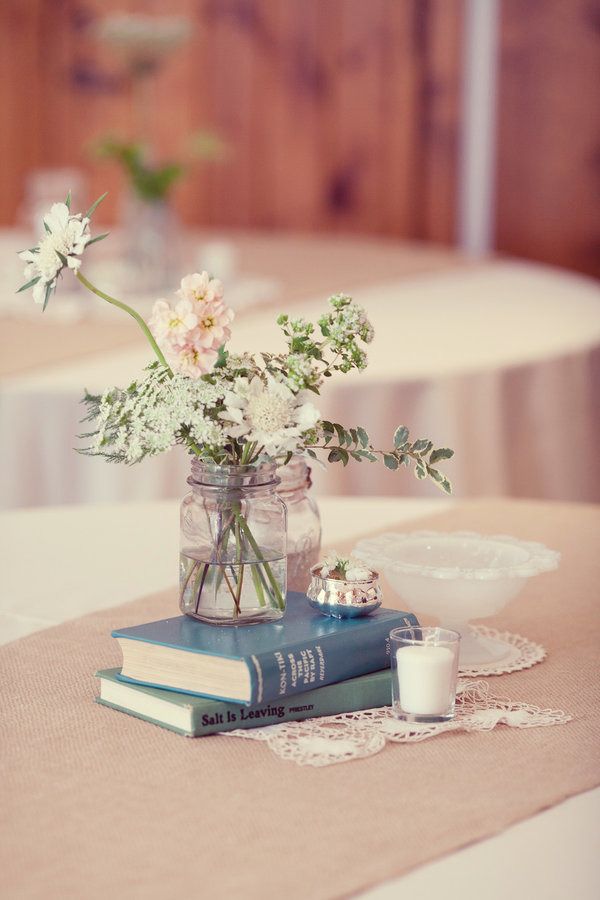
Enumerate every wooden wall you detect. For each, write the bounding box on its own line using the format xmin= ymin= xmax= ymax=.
xmin=0 ymin=0 xmax=462 ymax=242
xmin=1 ymin=1 xmax=599 ymax=276
xmin=495 ymin=0 xmax=600 ymax=277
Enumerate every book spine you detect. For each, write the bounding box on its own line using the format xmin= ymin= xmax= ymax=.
xmin=189 ymin=670 xmax=392 ymax=736
xmin=97 ymin=671 xmax=392 ymax=737
xmin=248 ymin=612 xmax=418 ymax=704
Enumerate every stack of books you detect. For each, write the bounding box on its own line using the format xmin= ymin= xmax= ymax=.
xmin=97 ymin=592 xmax=418 ymax=737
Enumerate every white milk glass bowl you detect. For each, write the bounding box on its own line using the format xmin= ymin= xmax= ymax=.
xmin=352 ymin=531 xmax=560 ymax=666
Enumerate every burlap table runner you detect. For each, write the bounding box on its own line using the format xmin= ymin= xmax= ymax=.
xmin=2 ymin=500 xmax=599 ymax=899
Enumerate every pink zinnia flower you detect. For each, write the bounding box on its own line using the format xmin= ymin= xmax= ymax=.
xmin=148 ymin=277 xmax=234 ymax=379
xmin=149 ymin=298 xmax=198 ymax=341
xmin=177 ymin=271 xmax=224 ymax=306
xmin=192 ymin=300 xmax=235 ymax=350
xmin=169 ymin=342 xmax=219 ymax=379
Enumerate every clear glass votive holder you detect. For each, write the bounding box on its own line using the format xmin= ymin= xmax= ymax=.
xmin=390 ymin=626 xmax=461 ymax=723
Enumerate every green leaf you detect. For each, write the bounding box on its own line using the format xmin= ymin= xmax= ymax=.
xmin=440 ymin=477 xmax=452 ymax=495
xmin=306 ymin=448 xmax=317 ymax=459
xmin=414 ymin=460 xmax=427 ymax=479
xmin=398 ymin=453 xmax=410 ymax=467
xmin=86 ymin=191 xmax=108 ymax=219
xmin=55 ymin=250 xmax=68 ymax=266
xmin=426 ymin=466 xmax=444 ymax=482
xmin=429 ymin=447 xmax=454 ymax=464
xmin=321 ymin=421 xmax=334 ymax=433
xmin=359 ymin=450 xmax=378 ymax=462
xmin=43 ymin=221 xmax=51 ymax=233
xmin=357 ymin=427 xmax=369 ymax=448
xmin=85 ymin=232 xmax=110 ymax=247
xmin=42 ymin=281 xmax=53 ymax=312
xmin=16 ymin=276 xmax=41 ymax=293
xmin=383 ymin=453 xmax=399 ymax=470
xmin=412 ymin=438 xmax=431 ymax=454
xmin=349 ymin=450 xmax=363 ymax=462
xmin=214 ymin=345 xmax=228 ymax=368
xmin=65 ymin=190 xmax=71 ymax=210
xmin=394 ymin=426 xmax=409 ymax=448
xmin=328 ymin=448 xmax=349 ymax=466
xmin=283 ymin=451 xmax=293 ymax=466
xmin=334 ymin=423 xmax=346 ymax=446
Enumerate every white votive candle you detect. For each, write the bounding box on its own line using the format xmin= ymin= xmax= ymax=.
xmin=396 ymin=645 xmax=455 ymax=715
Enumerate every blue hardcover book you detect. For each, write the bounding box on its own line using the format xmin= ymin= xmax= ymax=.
xmin=113 ymin=592 xmax=418 ymax=705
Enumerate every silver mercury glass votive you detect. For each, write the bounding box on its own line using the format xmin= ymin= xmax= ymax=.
xmin=307 ymin=564 xmax=382 ymax=619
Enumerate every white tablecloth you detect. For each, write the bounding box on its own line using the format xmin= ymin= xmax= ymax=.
xmin=1 ymin=496 xmax=597 ymax=899
xmin=2 ymin=260 xmax=599 ymax=508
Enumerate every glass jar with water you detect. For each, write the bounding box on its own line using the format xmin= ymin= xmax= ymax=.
xmin=180 ymin=460 xmax=287 ymax=625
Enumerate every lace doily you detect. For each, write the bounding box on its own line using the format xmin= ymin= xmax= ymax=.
xmin=458 ymin=625 xmax=546 ymax=676
xmin=223 ymin=681 xmax=570 ymax=767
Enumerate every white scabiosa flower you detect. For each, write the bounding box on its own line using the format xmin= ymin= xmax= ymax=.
xmin=220 ymin=374 xmax=320 ymax=456
xmin=17 ymin=193 xmax=107 ymax=309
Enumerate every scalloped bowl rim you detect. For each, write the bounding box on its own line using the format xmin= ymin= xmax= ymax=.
xmin=352 ymin=530 xmax=560 ymax=581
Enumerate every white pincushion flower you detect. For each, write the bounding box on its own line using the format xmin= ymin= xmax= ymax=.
xmin=17 ymin=196 xmax=105 ymax=308
xmin=220 ymin=374 xmax=320 ymax=456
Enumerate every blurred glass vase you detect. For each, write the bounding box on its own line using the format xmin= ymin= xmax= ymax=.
xmin=277 ymin=456 xmax=321 ymax=593
xmin=121 ymin=193 xmax=182 ymax=293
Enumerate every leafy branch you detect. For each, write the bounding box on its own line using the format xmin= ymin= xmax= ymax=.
xmin=306 ymin=422 xmax=453 ymax=493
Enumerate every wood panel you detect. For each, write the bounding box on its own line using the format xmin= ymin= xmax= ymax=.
xmin=0 ymin=0 xmax=463 ymax=241
xmin=496 ymin=0 xmax=600 ymax=277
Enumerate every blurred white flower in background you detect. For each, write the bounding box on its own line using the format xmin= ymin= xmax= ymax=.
xmin=95 ymin=13 xmax=192 ymax=76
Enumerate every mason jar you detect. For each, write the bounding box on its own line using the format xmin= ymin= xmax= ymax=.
xmin=277 ymin=456 xmax=321 ymax=594
xmin=180 ymin=460 xmax=287 ymax=625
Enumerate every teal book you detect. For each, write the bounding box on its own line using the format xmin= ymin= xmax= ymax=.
xmin=112 ymin=591 xmax=418 ymax=705
xmin=96 ymin=667 xmax=393 ymax=738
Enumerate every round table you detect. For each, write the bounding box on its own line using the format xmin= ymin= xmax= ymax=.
xmin=1 ymin=231 xmax=599 ymax=508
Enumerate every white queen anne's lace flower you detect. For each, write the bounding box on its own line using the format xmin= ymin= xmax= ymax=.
xmin=19 ymin=202 xmax=91 ymax=306
xmin=220 ymin=374 xmax=320 ymax=456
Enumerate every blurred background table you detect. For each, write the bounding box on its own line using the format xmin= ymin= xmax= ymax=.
xmin=1 ymin=229 xmax=462 ymax=376
xmin=2 ymin=231 xmax=599 ymax=509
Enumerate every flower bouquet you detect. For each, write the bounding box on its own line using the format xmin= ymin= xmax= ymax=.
xmin=18 ymin=193 xmax=453 ymax=625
